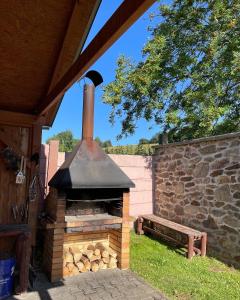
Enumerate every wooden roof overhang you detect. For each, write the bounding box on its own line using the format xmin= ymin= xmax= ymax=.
xmin=0 ymin=0 xmax=155 ymax=127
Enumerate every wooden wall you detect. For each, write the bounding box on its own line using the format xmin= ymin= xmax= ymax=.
xmin=0 ymin=125 xmax=30 ymax=252
xmin=0 ymin=125 xmax=29 ymax=225
xmin=0 ymin=123 xmax=42 ymax=251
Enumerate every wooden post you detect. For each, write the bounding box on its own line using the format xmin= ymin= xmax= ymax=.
xmin=187 ymin=235 xmax=194 ymax=259
xmin=15 ymin=231 xmax=31 ymax=294
xmin=201 ymin=233 xmax=207 ymax=257
xmin=28 ymin=124 xmax=42 ymax=247
xmin=137 ymin=217 xmax=144 ymax=235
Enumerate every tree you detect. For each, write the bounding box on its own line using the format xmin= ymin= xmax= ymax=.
xmin=94 ymin=137 xmax=112 ymax=148
xmin=94 ymin=137 xmax=102 ymax=145
xmin=138 ymin=132 xmax=168 ymax=145
xmin=102 ymin=140 xmax=112 ymax=148
xmin=139 ymin=138 xmax=150 ymax=144
xmin=103 ymin=0 xmax=240 ymax=141
xmin=46 ymin=130 xmax=78 ymax=152
xmin=46 ymin=132 xmax=112 ymax=152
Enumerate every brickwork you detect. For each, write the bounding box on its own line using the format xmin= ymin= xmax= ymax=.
xmin=153 ymin=132 xmax=240 ymax=268
xmin=43 ymin=187 xmax=131 ymax=281
xmin=43 ymin=189 xmax=66 ymax=282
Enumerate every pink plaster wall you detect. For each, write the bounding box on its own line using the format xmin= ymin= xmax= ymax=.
xmin=110 ymin=154 xmax=153 ymax=216
xmin=40 ymin=145 xmax=153 ymax=218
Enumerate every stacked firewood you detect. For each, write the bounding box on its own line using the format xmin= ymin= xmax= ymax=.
xmin=63 ymin=242 xmax=118 ymax=276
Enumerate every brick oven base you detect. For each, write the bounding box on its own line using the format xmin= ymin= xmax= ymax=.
xmin=43 ymin=225 xmax=130 ymax=282
xmin=43 ymin=189 xmax=130 ymax=282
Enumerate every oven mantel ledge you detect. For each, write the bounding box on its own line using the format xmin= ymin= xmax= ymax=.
xmin=41 ymin=214 xmax=126 ymax=231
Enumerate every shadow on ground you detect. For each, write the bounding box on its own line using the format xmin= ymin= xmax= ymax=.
xmin=8 ymin=269 xmax=167 ymax=300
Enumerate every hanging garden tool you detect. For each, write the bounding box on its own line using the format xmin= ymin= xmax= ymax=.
xmin=29 ymin=175 xmax=37 ymax=201
xmin=11 ymin=204 xmax=17 ymax=220
xmin=29 ymin=172 xmax=44 ymax=202
xmin=16 ymin=156 xmax=26 ymax=184
xmin=28 ymin=153 xmax=44 ymax=202
xmin=16 ymin=156 xmax=24 ymax=184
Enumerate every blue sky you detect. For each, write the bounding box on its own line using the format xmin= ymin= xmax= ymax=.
xmin=42 ymin=1 xmax=162 ymax=145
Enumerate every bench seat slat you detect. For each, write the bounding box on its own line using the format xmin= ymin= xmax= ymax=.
xmin=141 ymin=214 xmax=203 ymax=237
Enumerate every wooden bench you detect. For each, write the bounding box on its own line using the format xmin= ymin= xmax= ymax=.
xmin=137 ymin=214 xmax=207 ymax=259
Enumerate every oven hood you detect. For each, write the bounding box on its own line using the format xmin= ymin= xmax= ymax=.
xmin=48 ymin=139 xmax=135 ymax=189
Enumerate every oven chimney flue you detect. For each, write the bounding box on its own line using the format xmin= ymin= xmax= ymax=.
xmin=49 ymin=69 xmax=134 ymax=190
xmin=82 ymin=83 xmax=95 ymax=141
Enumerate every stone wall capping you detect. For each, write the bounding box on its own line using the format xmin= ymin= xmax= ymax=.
xmin=153 ymin=131 xmax=240 ymax=151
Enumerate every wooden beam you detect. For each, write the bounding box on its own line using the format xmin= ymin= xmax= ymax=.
xmin=28 ymin=124 xmax=42 ymax=246
xmin=0 ymin=110 xmax=37 ymax=127
xmin=47 ymin=0 xmax=101 ymax=92
xmin=37 ymin=0 xmax=155 ymax=115
xmin=43 ymin=0 xmax=100 ymax=125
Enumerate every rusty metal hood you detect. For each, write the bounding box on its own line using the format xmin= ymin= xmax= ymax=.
xmin=48 ymin=140 xmax=135 ymax=189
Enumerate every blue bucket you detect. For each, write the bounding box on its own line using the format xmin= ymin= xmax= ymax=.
xmin=0 ymin=257 xmax=15 ymax=300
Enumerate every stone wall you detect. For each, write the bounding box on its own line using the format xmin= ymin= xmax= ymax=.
xmin=153 ymin=132 xmax=240 ymax=268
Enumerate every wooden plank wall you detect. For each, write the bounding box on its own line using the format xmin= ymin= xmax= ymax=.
xmin=0 ymin=124 xmax=30 ymax=252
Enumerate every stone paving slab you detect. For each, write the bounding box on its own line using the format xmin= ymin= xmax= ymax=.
xmin=8 ymin=269 xmax=167 ymax=300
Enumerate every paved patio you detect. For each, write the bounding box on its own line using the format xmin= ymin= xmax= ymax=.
xmin=9 ymin=269 xmax=167 ymax=300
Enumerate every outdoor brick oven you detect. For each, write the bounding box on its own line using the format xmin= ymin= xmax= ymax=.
xmin=43 ymin=73 xmax=134 ymax=282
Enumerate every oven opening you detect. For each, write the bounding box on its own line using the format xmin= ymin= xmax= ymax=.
xmin=65 ymin=189 xmax=123 ymax=223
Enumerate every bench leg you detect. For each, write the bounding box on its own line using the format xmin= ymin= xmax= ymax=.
xmin=201 ymin=233 xmax=207 ymax=257
xmin=187 ymin=235 xmax=194 ymax=259
xmin=137 ymin=217 xmax=144 ymax=235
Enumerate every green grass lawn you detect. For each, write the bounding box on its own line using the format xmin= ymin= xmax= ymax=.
xmin=130 ymin=232 xmax=240 ymax=300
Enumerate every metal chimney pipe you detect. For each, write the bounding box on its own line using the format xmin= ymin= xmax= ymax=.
xmin=82 ymin=83 xmax=95 ymax=140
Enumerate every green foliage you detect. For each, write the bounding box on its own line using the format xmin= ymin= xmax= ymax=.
xmin=94 ymin=137 xmax=102 ymax=145
xmin=101 ymin=140 xmax=112 ymax=148
xmin=104 ymin=144 xmax=156 ymax=156
xmin=46 ymin=130 xmax=78 ymax=152
xmin=103 ymin=1 xmax=240 ymax=141
xmin=94 ymin=137 xmax=112 ymax=148
xmin=131 ymin=232 xmax=240 ymax=300
xmin=46 ymin=133 xmax=113 ymax=153
xmin=139 ymin=138 xmax=150 ymax=145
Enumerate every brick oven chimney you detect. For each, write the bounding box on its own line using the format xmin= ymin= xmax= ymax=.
xmin=48 ymin=70 xmax=135 ymax=190
xmin=82 ymin=84 xmax=95 ymax=141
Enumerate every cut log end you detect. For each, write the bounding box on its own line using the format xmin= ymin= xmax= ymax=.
xmin=63 ymin=242 xmax=118 ymax=276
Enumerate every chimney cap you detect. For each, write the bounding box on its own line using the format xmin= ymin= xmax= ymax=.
xmin=84 ymin=70 xmax=103 ymax=87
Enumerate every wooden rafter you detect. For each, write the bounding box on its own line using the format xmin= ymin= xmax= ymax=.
xmin=0 ymin=110 xmax=37 ymax=127
xmin=47 ymin=0 xmax=101 ymax=93
xmin=44 ymin=0 xmax=101 ymax=125
xmin=37 ymin=0 xmax=155 ymax=115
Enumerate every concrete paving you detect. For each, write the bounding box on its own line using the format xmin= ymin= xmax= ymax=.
xmin=8 ymin=269 xmax=167 ymax=300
